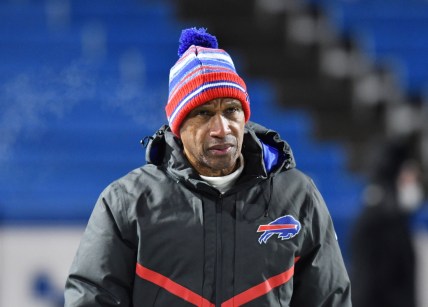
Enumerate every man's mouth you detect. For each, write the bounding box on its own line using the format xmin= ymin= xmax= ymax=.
xmin=207 ymin=144 xmax=233 ymax=155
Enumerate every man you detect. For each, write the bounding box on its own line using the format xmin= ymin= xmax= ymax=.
xmin=65 ymin=27 xmax=351 ymax=306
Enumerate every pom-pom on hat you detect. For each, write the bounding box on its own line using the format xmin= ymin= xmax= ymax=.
xmin=165 ymin=27 xmax=250 ymax=136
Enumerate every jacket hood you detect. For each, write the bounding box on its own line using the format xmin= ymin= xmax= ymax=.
xmin=144 ymin=121 xmax=295 ymax=178
xmin=244 ymin=121 xmax=295 ymax=173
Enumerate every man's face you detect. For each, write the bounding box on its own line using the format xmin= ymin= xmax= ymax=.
xmin=179 ymin=98 xmax=246 ymax=177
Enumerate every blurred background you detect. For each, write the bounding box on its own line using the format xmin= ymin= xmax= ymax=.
xmin=0 ymin=0 xmax=427 ymax=306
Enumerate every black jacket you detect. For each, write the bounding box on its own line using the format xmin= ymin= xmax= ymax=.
xmin=65 ymin=122 xmax=351 ymax=306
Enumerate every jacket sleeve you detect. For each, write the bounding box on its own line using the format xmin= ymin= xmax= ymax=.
xmin=291 ymin=180 xmax=352 ymax=306
xmin=64 ymin=182 xmax=137 ymax=306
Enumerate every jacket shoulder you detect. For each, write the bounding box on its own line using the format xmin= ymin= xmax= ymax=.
xmin=275 ymin=167 xmax=332 ymax=221
xmin=276 ymin=167 xmax=314 ymax=192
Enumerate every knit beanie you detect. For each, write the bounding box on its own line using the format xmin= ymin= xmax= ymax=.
xmin=165 ymin=27 xmax=251 ymax=136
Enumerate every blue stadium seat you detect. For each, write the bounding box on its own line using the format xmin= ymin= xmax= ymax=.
xmin=313 ymin=0 xmax=428 ymax=98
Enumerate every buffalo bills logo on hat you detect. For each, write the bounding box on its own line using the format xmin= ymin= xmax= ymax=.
xmin=257 ymin=215 xmax=301 ymax=244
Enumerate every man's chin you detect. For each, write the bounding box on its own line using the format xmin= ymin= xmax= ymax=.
xmin=203 ymin=159 xmax=239 ymax=176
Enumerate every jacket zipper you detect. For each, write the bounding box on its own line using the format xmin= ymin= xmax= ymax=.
xmin=215 ymin=193 xmax=223 ymax=307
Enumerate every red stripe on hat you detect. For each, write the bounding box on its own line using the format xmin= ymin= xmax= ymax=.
xmin=221 ymin=257 xmax=300 ymax=307
xmin=135 ymin=263 xmax=214 ymax=307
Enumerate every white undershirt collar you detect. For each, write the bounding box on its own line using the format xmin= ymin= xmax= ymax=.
xmin=200 ymin=154 xmax=244 ymax=193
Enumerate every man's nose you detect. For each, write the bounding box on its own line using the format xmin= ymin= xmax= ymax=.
xmin=209 ymin=114 xmax=231 ymax=138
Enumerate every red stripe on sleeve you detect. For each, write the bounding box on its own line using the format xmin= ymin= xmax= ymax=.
xmin=135 ymin=263 xmax=214 ymax=307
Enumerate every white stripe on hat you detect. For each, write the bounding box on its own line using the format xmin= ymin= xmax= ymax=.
xmin=198 ymin=52 xmax=235 ymax=66
xmin=170 ymin=49 xmax=236 ymax=83
xmin=169 ymin=64 xmax=202 ymax=97
xmin=169 ymin=53 xmax=198 ymax=82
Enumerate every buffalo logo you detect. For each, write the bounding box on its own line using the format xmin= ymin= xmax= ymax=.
xmin=257 ymin=215 xmax=301 ymax=244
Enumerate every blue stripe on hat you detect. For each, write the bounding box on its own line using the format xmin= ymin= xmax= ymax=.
xmin=169 ymin=59 xmax=202 ymax=93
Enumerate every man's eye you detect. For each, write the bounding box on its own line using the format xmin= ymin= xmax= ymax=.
xmin=226 ymin=107 xmax=240 ymax=114
xmin=197 ymin=110 xmax=211 ymax=116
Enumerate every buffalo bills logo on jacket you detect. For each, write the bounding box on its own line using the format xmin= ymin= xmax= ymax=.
xmin=257 ymin=215 xmax=301 ymax=244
